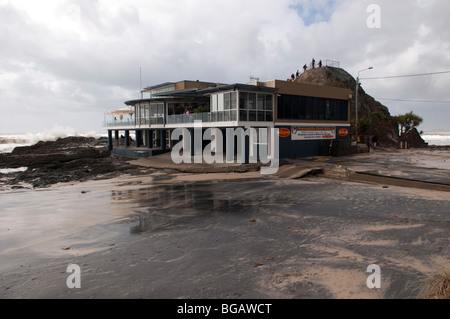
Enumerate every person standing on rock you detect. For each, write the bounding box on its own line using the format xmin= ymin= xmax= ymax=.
xmin=312 ymin=58 xmax=315 ymax=69
xmin=303 ymin=64 xmax=307 ymax=72
xmin=318 ymin=60 xmax=322 ymax=68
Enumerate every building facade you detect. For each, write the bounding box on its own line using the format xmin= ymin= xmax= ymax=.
xmin=103 ymin=79 xmax=353 ymax=160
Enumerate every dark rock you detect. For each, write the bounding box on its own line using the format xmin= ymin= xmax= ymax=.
xmin=296 ymin=67 xmax=400 ymax=147
xmin=0 ymin=136 xmax=142 ymax=189
xmin=400 ymin=127 xmax=428 ymax=148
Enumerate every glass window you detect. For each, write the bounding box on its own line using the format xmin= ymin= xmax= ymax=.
xmin=218 ymin=93 xmax=224 ymax=111
xmin=248 ymin=93 xmax=256 ymax=110
xmin=211 ymin=95 xmax=218 ymax=112
xmin=230 ymin=92 xmax=237 ymax=109
xmin=239 ymin=110 xmax=247 ymax=121
xmin=278 ymin=96 xmax=286 ymax=119
xmin=157 ymin=103 xmax=164 ymax=117
xmin=292 ymin=96 xmax=299 ymax=119
xmin=239 ymin=92 xmax=247 ymax=109
xmin=266 ymin=111 xmax=273 ymax=122
xmin=265 ymin=95 xmax=273 ymax=111
xmin=312 ymin=98 xmax=319 ymax=120
xmin=257 ymin=94 xmax=264 ymax=110
xmin=325 ymin=100 xmax=331 ymax=120
xmin=305 ymin=97 xmax=313 ymax=119
xmin=224 ymin=93 xmax=231 ymax=110
xmin=299 ymin=96 xmax=306 ymax=120
xmin=318 ymin=98 xmax=326 ymax=120
xmin=257 ymin=111 xmax=264 ymax=121
xmin=249 ymin=110 xmax=257 ymax=121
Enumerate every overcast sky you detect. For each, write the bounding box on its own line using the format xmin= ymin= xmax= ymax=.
xmin=1 ymin=0 xmax=449 ymax=134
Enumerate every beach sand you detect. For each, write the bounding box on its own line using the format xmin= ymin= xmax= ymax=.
xmin=0 ymin=148 xmax=449 ymax=299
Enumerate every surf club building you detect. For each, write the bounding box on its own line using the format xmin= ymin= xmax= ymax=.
xmin=102 ymin=78 xmax=353 ymax=160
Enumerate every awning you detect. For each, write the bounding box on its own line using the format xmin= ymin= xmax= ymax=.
xmin=106 ymin=106 xmax=135 ymax=115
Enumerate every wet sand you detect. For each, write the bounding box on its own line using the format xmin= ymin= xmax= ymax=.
xmin=0 ymin=149 xmax=449 ymax=299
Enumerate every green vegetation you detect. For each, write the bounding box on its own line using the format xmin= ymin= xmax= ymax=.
xmin=357 ymin=110 xmax=424 ymax=138
xmin=357 ymin=111 xmax=391 ymax=134
xmin=393 ymin=111 xmax=423 ymax=136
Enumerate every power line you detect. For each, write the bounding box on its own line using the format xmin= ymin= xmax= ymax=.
xmin=377 ymin=97 xmax=450 ymax=103
xmin=360 ymin=70 xmax=450 ymax=80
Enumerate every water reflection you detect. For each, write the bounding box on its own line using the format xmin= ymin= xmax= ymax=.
xmin=111 ymin=180 xmax=279 ymax=235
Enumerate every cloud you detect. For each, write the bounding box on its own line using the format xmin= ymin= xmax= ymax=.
xmin=0 ymin=0 xmax=449 ymax=133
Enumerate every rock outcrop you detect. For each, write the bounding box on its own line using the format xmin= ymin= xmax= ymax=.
xmin=0 ymin=137 xmax=142 ymax=188
xmin=295 ymin=66 xmax=426 ymax=148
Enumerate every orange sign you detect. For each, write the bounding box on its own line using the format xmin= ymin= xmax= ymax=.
xmin=278 ymin=128 xmax=291 ymax=137
xmin=338 ymin=128 xmax=349 ymax=137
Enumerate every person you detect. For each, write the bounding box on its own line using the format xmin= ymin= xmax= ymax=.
xmin=312 ymin=58 xmax=315 ymax=69
xmin=296 ymin=70 xmax=300 ymax=78
xmin=291 ymin=73 xmax=295 ymax=80
xmin=318 ymin=60 xmax=322 ymax=68
xmin=303 ymin=64 xmax=307 ymax=72
xmin=372 ymin=135 xmax=378 ymax=149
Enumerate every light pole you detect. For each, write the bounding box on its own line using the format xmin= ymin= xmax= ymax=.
xmin=355 ymin=67 xmax=373 ymax=137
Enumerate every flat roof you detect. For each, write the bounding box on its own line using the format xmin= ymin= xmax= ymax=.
xmin=198 ymin=83 xmax=279 ymax=94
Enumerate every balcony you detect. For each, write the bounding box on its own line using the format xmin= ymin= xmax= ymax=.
xmin=102 ymin=119 xmax=135 ymax=127
xmin=167 ymin=112 xmax=211 ymax=124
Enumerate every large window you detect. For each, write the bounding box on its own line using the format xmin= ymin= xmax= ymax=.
xmin=277 ymin=95 xmax=348 ymax=122
xmin=210 ymin=91 xmax=237 ymax=122
xmin=150 ymin=103 xmax=164 ymax=124
xmin=138 ymin=103 xmax=149 ymax=125
xmin=238 ymin=92 xmax=273 ymax=122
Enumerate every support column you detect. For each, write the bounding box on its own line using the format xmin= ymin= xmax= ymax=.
xmin=160 ymin=129 xmax=166 ymax=151
xmin=125 ymin=130 xmax=130 ymax=147
xmin=114 ymin=130 xmax=119 ymax=147
xmin=135 ymin=130 xmax=141 ymax=148
xmin=107 ymin=130 xmax=113 ymax=151
xmin=148 ymin=130 xmax=153 ymax=148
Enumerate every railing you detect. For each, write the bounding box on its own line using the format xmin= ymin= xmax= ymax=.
xmin=103 ymin=111 xmax=240 ymax=127
xmin=167 ymin=112 xmax=211 ymax=124
xmin=102 ymin=120 xmax=135 ymax=127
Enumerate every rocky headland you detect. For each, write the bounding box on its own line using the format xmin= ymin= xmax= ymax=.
xmin=0 ymin=136 xmax=142 ymax=189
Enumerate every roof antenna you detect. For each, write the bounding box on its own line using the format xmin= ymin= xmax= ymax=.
xmin=249 ymin=75 xmax=259 ymax=85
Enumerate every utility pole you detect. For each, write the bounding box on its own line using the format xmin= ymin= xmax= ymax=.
xmin=355 ymin=67 xmax=373 ymax=137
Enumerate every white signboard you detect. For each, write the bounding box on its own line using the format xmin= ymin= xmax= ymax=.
xmin=291 ymin=127 xmax=336 ymax=140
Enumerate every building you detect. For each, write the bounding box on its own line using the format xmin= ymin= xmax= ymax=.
xmin=103 ymin=78 xmax=353 ymax=160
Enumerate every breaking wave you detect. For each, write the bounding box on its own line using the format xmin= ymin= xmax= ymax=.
xmin=0 ymin=126 xmax=106 ymax=153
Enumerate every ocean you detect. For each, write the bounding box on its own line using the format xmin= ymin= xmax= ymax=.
xmin=0 ymin=127 xmax=107 ymax=154
xmin=1 ymin=130 xmax=449 ymax=154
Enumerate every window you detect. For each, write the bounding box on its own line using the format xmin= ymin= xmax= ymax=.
xmin=248 ymin=93 xmax=256 ymax=110
xmin=239 ymin=110 xmax=247 ymax=121
xmin=224 ymin=93 xmax=231 ymax=110
xmin=211 ymin=95 xmax=218 ymax=112
xmin=257 ymin=94 xmax=264 ymax=110
xmin=239 ymin=92 xmax=247 ymax=109
xmin=218 ymin=93 xmax=224 ymax=111
xmin=277 ymin=94 xmax=348 ymax=122
xmin=230 ymin=92 xmax=237 ymax=109
xmin=265 ymin=95 xmax=273 ymax=111
xmin=237 ymin=92 xmax=274 ymax=122
xmin=150 ymin=103 xmax=164 ymax=124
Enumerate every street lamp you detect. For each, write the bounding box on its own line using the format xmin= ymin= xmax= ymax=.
xmin=355 ymin=67 xmax=373 ymax=137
